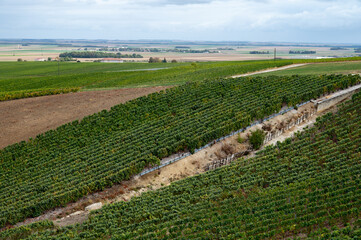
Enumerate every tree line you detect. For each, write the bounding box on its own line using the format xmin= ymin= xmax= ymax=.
xmin=289 ymin=50 xmax=316 ymax=54
xmin=110 ymin=47 xmax=218 ymax=53
xmin=148 ymin=57 xmax=177 ymax=63
xmin=59 ymin=52 xmax=143 ymax=58
xmin=249 ymin=51 xmax=270 ymax=54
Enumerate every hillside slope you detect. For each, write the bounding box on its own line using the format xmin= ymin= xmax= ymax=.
xmin=0 ymin=74 xmax=360 ymax=228
xmin=2 ymin=83 xmax=361 ymax=239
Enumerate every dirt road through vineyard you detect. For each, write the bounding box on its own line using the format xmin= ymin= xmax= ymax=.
xmin=232 ymin=63 xmax=308 ymax=78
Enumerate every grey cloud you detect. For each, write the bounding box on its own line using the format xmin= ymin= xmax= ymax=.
xmin=0 ymin=0 xmax=361 ymax=43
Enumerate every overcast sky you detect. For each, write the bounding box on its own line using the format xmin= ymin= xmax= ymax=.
xmin=1 ymin=0 xmax=361 ymax=43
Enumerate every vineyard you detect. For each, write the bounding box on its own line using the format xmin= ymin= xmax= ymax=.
xmin=2 ymin=82 xmax=361 ymax=239
xmin=0 ymin=74 xmax=360 ymax=229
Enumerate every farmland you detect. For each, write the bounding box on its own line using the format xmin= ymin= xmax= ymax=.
xmin=4 ymin=59 xmax=360 ymax=148
xmin=2 ymin=57 xmax=361 ymax=102
xmin=2 ymin=80 xmax=361 ymax=239
xmin=1 ymin=40 xmax=361 ymax=62
xmin=0 ymin=60 xmax=292 ymax=101
xmin=0 ymin=61 xmax=187 ymax=79
xmin=0 ymin=73 xmax=360 ymax=229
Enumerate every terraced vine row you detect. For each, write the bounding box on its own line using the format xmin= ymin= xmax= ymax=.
xmin=3 ymin=82 xmax=361 ymax=240
xmin=0 ymin=74 xmax=360 ymax=228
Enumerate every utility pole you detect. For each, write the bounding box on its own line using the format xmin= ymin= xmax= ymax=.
xmin=274 ymin=48 xmax=276 ymax=61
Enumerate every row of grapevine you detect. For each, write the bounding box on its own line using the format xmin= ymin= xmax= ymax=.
xmin=0 ymin=88 xmax=80 ymax=101
xmin=3 ymin=86 xmax=361 ymax=239
xmin=0 ymin=74 xmax=360 ymax=228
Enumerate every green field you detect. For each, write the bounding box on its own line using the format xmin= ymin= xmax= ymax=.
xmin=259 ymin=61 xmax=361 ymax=76
xmin=2 ymin=82 xmax=361 ymax=239
xmin=0 ymin=60 xmax=292 ymax=100
xmin=0 ymin=61 xmax=187 ymax=79
xmin=1 ymin=57 xmax=361 ymax=102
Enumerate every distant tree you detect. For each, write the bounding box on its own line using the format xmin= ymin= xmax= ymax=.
xmin=59 ymin=56 xmax=74 ymax=62
xmin=47 ymin=57 xmax=52 ymax=61
xmin=171 ymin=59 xmax=177 ymax=63
xmin=148 ymin=57 xmax=161 ymax=63
xmin=17 ymin=58 xmax=22 ymax=62
xmin=162 ymin=58 xmax=167 ymax=63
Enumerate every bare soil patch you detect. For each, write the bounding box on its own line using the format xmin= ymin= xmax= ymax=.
xmin=0 ymin=86 xmax=171 ymax=149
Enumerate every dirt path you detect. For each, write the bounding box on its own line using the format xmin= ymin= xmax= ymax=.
xmin=232 ymin=63 xmax=308 ymax=78
xmin=0 ymin=86 xmax=171 ymax=149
